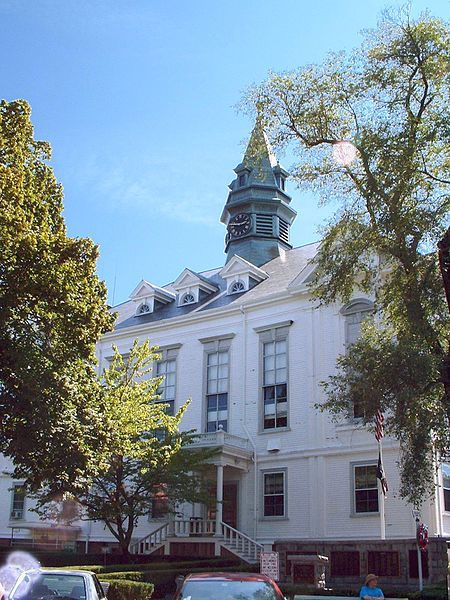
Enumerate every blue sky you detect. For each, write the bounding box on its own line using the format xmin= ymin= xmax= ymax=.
xmin=1 ymin=0 xmax=448 ymax=304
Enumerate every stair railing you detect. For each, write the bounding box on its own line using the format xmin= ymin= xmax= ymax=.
xmin=220 ymin=521 xmax=264 ymax=562
xmin=131 ymin=522 xmax=169 ymax=554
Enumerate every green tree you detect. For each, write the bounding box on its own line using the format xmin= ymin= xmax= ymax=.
xmin=38 ymin=341 xmax=216 ymax=558
xmin=0 ymin=99 xmax=114 ymax=489
xmin=245 ymin=9 xmax=450 ymax=506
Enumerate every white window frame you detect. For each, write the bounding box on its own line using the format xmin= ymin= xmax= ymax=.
xmin=261 ymin=469 xmax=287 ymax=520
xmin=341 ymin=299 xmax=374 ymax=419
xmin=10 ymin=483 xmax=26 ymax=520
xmin=205 ymin=348 xmax=229 ymax=432
xmin=228 ymin=280 xmax=246 ymax=295
xmin=200 ymin=335 xmax=234 ymax=434
xmin=155 ymin=347 xmax=179 ymax=416
xmin=181 ymin=292 xmax=196 ymax=305
xmin=255 ymin=322 xmax=292 ymax=432
xmin=350 ymin=461 xmax=379 ymax=517
xmin=442 ymin=464 xmax=450 ymax=512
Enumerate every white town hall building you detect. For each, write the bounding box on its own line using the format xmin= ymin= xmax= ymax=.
xmin=0 ymin=120 xmax=448 ymax=583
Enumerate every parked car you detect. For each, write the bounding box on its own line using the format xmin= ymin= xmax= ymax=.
xmin=173 ymin=572 xmax=284 ymax=600
xmin=8 ymin=570 xmax=108 ymax=600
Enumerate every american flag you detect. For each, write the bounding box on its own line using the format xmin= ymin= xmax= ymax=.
xmin=375 ymin=409 xmax=384 ymax=442
xmin=377 ymin=449 xmax=389 ymax=495
xmin=375 ymin=409 xmax=388 ymax=495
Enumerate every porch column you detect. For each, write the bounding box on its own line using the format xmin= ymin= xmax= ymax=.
xmin=215 ymin=463 xmax=224 ymax=536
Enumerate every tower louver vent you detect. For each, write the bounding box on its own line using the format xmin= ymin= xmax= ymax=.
xmin=255 ymin=214 xmax=274 ymax=236
xmin=279 ymin=218 xmax=289 ymax=243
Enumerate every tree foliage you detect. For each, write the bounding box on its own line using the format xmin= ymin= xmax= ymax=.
xmin=245 ymin=9 xmax=450 ymax=505
xmin=0 ymin=99 xmax=114 ymax=488
xmin=37 ymin=341 xmax=216 ymax=557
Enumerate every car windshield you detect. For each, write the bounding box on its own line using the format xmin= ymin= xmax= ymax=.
xmin=12 ymin=574 xmax=86 ymax=600
xmin=180 ymin=580 xmax=279 ymax=600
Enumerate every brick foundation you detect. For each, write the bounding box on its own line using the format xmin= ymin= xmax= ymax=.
xmin=273 ymin=537 xmax=449 ymax=590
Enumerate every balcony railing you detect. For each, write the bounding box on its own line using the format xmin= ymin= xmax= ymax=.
xmin=188 ymin=430 xmax=250 ymax=451
xmin=173 ymin=519 xmax=216 ymax=537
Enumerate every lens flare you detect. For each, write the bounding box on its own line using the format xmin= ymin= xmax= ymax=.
xmin=0 ymin=551 xmax=41 ymax=595
xmin=332 ymin=141 xmax=357 ymax=166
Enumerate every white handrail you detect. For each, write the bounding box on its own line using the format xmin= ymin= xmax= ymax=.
xmin=221 ymin=521 xmax=263 ymax=561
xmin=131 ymin=522 xmax=169 ymax=554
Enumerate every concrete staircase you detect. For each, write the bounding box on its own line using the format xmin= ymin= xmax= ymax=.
xmin=131 ymin=520 xmax=263 ymax=564
xmin=131 ymin=522 xmax=169 ymax=555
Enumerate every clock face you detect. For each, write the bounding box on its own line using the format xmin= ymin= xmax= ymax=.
xmin=228 ymin=213 xmax=252 ymax=238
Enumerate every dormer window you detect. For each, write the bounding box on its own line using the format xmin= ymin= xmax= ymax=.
xmin=129 ymin=279 xmax=176 ymax=317
xmin=229 ymin=280 xmax=246 ymax=294
xmin=172 ymin=268 xmax=219 ymax=308
xmin=182 ymin=293 xmax=195 ymax=305
xmin=137 ymin=302 xmax=151 ymax=315
xmin=238 ymin=173 xmax=247 ymax=187
xmin=220 ymin=254 xmax=268 ymax=296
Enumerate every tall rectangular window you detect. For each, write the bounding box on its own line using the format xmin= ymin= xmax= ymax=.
xmin=263 ymin=339 xmax=288 ymax=429
xmin=11 ymin=484 xmax=26 ymax=519
xmin=442 ymin=464 xmax=450 ymax=511
xmin=263 ymin=472 xmax=285 ymax=517
xmin=156 ymin=359 xmax=176 ymax=416
xmin=342 ymin=300 xmax=374 ymax=419
xmin=206 ymin=350 xmax=229 ymax=432
xmin=353 ymin=464 xmax=379 ymax=514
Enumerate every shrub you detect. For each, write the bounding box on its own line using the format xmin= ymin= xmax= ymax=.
xmin=135 ymin=564 xmax=258 ymax=598
xmin=56 ymin=558 xmax=242 ymax=575
xmin=409 ymin=584 xmax=448 ymax=600
xmin=100 ymin=580 xmax=154 ymax=600
xmin=98 ymin=572 xmax=145 ymax=582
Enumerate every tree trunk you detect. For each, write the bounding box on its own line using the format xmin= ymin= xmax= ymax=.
xmin=438 ymin=227 xmax=450 ymax=426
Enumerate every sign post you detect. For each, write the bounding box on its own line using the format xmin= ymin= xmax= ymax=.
xmin=260 ymin=551 xmax=280 ymax=581
xmin=412 ymin=511 xmax=424 ymax=592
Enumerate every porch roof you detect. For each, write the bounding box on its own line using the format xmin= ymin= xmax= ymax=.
xmin=189 ymin=430 xmax=253 ymax=468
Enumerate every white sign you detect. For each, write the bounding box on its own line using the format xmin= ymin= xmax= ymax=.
xmin=411 ymin=509 xmax=421 ymax=521
xmin=260 ymin=551 xmax=280 ymax=581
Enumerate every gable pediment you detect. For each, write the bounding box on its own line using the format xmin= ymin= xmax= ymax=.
xmin=172 ymin=268 xmax=218 ymax=294
xmin=219 ymin=255 xmax=268 ymax=282
xmin=129 ymin=280 xmax=157 ymax=300
xmin=129 ymin=279 xmax=175 ymax=311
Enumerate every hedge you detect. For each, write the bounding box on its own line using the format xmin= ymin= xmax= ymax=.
xmin=97 ymin=564 xmax=258 ymax=598
xmin=408 ymin=584 xmax=448 ymax=600
xmin=59 ymin=558 xmax=241 ymax=574
xmin=102 ymin=580 xmax=154 ymax=600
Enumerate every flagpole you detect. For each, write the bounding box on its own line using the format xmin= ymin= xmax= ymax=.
xmin=378 ymin=440 xmax=386 ymax=540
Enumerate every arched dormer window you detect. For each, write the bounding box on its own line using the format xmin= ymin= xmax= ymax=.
xmin=182 ymin=293 xmax=195 ymax=305
xmin=341 ymin=299 xmax=375 ymax=418
xmin=136 ymin=302 xmax=151 ymax=315
xmin=341 ymin=299 xmax=375 ymax=345
xmin=229 ymin=280 xmax=246 ymax=294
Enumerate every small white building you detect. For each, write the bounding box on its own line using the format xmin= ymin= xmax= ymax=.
xmin=0 ymin=121 xmax=448 ymax=573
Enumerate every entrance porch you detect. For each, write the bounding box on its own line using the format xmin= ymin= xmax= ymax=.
xmin=132 ymin=430 xmax=264 ymax=563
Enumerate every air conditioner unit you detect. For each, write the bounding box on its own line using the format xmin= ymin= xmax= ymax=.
xmin=10 ymin=510 xmax=23 ymax=520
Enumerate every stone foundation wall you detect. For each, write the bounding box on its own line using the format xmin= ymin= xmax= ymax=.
xmin=273 ymin=537 xmax=449 ymax=591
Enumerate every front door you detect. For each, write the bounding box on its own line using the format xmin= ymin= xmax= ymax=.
xmin=223 ymin=482 xmax=238 ymax=529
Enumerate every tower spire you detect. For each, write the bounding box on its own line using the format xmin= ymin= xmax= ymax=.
xmin=240 ymin=113 xmax=278 ymax=184
xmin=220 ymin=117 xmax=297 ymax=267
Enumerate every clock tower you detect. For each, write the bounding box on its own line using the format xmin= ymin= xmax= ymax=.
xmin=221 ymin=117 xmax=297 ymax=267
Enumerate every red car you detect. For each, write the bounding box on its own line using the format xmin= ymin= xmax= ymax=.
xmin=173 ymin=572 xmax=284 ymax=600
